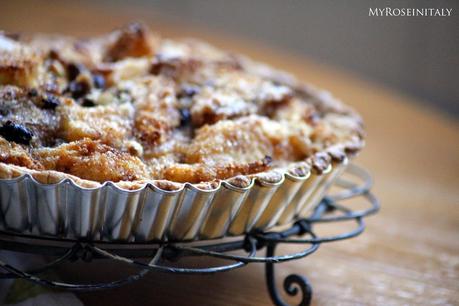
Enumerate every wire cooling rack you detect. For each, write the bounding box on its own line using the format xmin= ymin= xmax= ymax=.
xmin=0 ymin=164 xmax=378 ymax=306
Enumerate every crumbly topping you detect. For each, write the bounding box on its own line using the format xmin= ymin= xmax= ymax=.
xmin=0 ymin=23 xmax=363 ymax=184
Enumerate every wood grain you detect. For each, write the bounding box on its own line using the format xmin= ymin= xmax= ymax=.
xmin=1 ymin=1 xmax=458 ymax=305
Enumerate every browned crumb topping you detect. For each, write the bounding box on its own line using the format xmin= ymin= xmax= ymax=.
xmin=34 ymin=138 xmax=148 ymax=182
xmin=0 ymin=23 xmax=363 ymax=184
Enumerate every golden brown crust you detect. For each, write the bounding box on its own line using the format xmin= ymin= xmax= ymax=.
xmin=104 ymin=23 xmax=157 ymax=62
xmin=0 ymin=137 xmax=41 ymax=169
xmin=33 ymin=138 xmax=148 ymax=182
xmin=0 ymin=36 xmax=43 ymax=87
xmin=0 ymin=23 xmax=364 ymax=188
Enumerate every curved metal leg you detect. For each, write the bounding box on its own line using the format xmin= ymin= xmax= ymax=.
xmin=265 ymin=244 xmax=312 ymax=306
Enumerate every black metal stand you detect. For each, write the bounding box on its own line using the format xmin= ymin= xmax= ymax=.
xmin=0 ymin=164 xmax=378 ymax=306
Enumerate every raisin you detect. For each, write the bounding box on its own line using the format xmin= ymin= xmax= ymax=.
xmin=81 ymin=98 xmax=96 ymax=107
xmin=178 ymin=85 xmax=199 ymax=98
xmin=179 ymin=108 xmax=191 ymax=126
xmin=48 ymin=49 xmax=60 ymax=60
xmin=263 ymin=155 xmax=273 ymax=165
xmin=41 ymin=94 xmax=60 ymax=109
xmin=67 ymin=63 xmax=82 ymax=81
xmin=68 ymin=81 xmax=90 ymax=99
xmin=28 ymin=88 xmax=38 ymax=97
xmin=0 ymin=108 xmax=8 ymax=116
xmin=92 ymin=74 xmax=105 ymax=89
xmin=0 ymin=121 xmax=33 ymax=145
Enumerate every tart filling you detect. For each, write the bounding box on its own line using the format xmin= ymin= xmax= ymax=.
xmin=0 ymin=23 xmax=363 ymax=188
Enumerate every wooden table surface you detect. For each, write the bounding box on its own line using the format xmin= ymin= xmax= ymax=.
xmin=1 ymin=1 xmax=458 ymax=305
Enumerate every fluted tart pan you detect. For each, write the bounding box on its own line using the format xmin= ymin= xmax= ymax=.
xmin=0 ymin=156 xmax=349 ymax=242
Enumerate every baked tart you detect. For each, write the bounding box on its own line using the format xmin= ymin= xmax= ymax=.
xmin=0 ymin=23 xmax=363 ymax=241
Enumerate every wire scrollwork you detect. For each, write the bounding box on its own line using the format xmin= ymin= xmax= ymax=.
xmin=0 ymin=164 xmax=379 ymax=306
xmin=266 ymin=244 xmax=312 ymax=306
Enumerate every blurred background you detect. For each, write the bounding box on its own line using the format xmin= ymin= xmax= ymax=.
xmin=1 ymin=0 xmax=458 ymax=116
xmin=0 ymin=2 xmax=458 ymax=305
